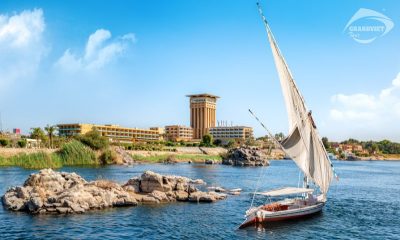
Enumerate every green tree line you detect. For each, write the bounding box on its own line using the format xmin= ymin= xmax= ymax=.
xmin=323 ymin=137 xmax=400 ymax=155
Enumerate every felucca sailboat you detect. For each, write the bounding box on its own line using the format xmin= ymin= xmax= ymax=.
xmin=239 ymin=3 xmax=338 ymax=228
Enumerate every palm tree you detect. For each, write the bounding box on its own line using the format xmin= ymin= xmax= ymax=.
xmin=44 ymin=125 xmax=57 ymax=149
xmin=30 ymin=127 xmax=45 ymax=148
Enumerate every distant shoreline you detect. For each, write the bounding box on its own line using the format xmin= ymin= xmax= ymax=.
xmin=272 ymin=158 xmax=400 ymax=162
xmin=0 ymin=147 xmax=399 ymax=169
xmin=336 ymin=158 xmax=400 ymax=162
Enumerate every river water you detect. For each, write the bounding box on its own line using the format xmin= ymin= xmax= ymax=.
xmin=0 ymin=160 xmax=399 ymax=239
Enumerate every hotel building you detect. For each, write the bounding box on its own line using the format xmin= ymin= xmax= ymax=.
xmin=57 ymin=123 xmax=162 ymax=143
xmin=209 ymin=126 xmax=254 ymax=141
xmin=186 ymin=93 xmax=219 ymax=140
xmin=165 ymin=125 xmax=193 ymax=142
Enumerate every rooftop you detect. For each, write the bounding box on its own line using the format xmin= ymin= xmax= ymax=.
xmin=210 ymin=126 xmax=252 ymax=129
xmin=186 ymin=93 xmax=220 ymax=98
xmin=165 ymin=125 xmax=192 ymax=128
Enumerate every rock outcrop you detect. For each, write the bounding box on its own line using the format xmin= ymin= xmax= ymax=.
xmin=2 ymin=169 xmax=227 ymax=214
xmin=114 ymin=147 xmax=136 ymax=165
xmin=222 ymin=147 xmax=269 ymax=167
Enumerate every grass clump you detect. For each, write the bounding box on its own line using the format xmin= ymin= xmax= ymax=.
xmin=0 ymin=152 xmax=63 ymax=169
xmin=14 ymin=152 xmax=63 ymax=169
xmin=0 ymin=155 xmax=15 ymax=166
xmin=57 ymin=140 xmax=97 ymax=166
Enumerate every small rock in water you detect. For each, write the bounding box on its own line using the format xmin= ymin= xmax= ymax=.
xmin=204 ymin=159 xmax=214 ymax=165
xmin=228 ymin=188 xmax=242 ymax=195
xmin=188 ymin=191 xmax=227 ymax=203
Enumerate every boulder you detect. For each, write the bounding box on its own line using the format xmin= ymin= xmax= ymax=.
xmin=2 ymin=169 xmax=137 ymax=214
xmin=222 ymin=147 xmax=270 ymax=167
xmin=188 ymin=191 xmax=227 ymax=203
xmin=140 ymin=171 xmax=164 ymax=193
xmin=149 ymin=191 xmax=170 ymax=202
xmin=123 ymin=177 xmax=141 ymax=193
xmin=174 ymin=191 xmax=189 ymax=201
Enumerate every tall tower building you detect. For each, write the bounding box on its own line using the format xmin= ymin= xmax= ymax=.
xmin=186 ymin=93 xmax=219 ymax=140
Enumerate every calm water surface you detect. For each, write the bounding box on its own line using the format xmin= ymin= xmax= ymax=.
xmin=0 ymin=160 xmax=399 ymax=239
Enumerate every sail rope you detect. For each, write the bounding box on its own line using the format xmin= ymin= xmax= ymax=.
xmin=247 ymin=109 xmax=291 ymax=210
xmin=249 ymin=157 xmax=268 ymax=209
xmin=248 ymin=109 xmax=287 ymax=151
xmin=297 ymin=170 xmax=302 ymax=188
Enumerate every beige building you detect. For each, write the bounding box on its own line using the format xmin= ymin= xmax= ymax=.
xmin=187 ymin=93 xmax=219 ymax=140
xmin=165 ymin=125 xmax=193 ymax=142
xmin=57 ymin=123 xmax=162 ymax=143
xmin=209 ymin=126 xmax=254 ymax=141
xmin=150 ymin=127 xmax=165 ymax=139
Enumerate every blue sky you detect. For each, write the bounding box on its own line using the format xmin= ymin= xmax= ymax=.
xmin=0 ymin=0 xmax=400 ymax=141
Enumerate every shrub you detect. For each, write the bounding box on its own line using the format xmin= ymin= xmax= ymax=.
xmin=76 ymin=129 xmax=109 ymax=150
xmin=99 ymin=149 xmax=117 ymax=165
xmin=165 ymin=155 xmax=177 ymax=163
xmin=0 ymin=139 xmax=9 ymax=147
xmin=17 ymin=139 xmax=27 ymax=148
xmin=213 ymin=139 xmax=222 ymax=146
xmin=129 ymin=143 xmax=163 ymax=151
xmin=219 ymin=152 xmax=229 ymax=160
xmin=200 ymin=134 xmax=214 ymax=147
xmin=226 ymin=139 xmax=236 ymax=149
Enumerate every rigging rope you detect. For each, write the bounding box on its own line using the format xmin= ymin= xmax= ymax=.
xmin=297 ymin=170 xmax=302 ymax=189
xmin=247 ymin=109 xmax=291 ymax=209
xmin=249 ymin=157 xmax=268 ymax=209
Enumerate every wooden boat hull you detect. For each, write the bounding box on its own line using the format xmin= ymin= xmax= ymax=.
xmin=239 ymin=202 xmax=324 ymax=229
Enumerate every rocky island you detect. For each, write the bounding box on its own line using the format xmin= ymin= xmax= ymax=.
xmin=222 ymin=147 xmax=270 ymax=167
xmin=2 ymin=169 xmax=227 ymax=214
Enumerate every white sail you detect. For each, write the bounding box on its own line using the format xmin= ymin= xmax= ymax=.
xmin=258 ymin=6 xmax=334 ymax=195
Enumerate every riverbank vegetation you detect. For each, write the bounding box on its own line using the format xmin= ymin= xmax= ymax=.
xmin=131 ymin=153 xmax=222 ymax=163
xmin=0 ymin=130 xmax=113 ymax=169
xmin=0 ymin=129 xmax=226 ymax=168
xmin=323 ymin=137 xmax=400 ymax=159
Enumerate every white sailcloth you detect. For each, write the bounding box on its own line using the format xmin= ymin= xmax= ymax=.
xmin=260 ymin=11 xmax=334 ymax=195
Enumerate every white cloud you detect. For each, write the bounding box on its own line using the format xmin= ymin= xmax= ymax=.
xmin=55 ymin=29 xmax=135 ymax=72
xmin=329 ymin=73 xmax=400 ymax=140
xmin=0 ymin=9 xmax=46 ymax=89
